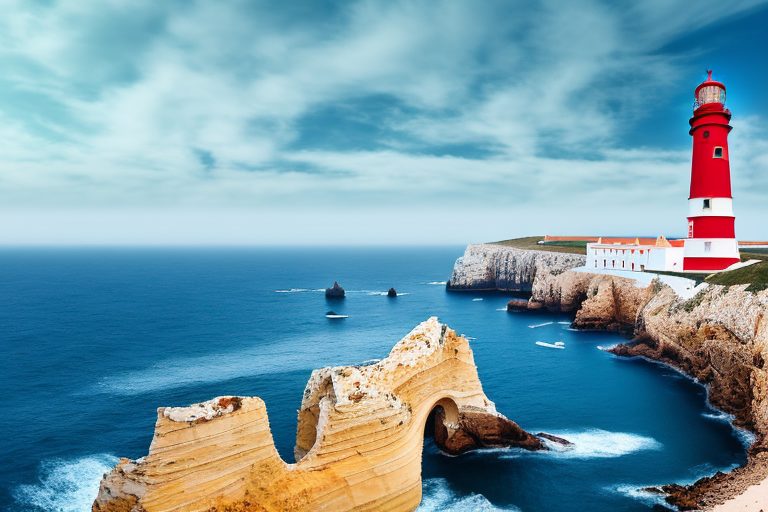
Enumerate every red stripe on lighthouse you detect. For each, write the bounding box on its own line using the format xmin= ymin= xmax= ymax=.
xmin=687 ymin=216 xmax=735 ymax=239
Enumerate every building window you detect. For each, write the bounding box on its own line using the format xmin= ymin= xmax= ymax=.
xmin=603 ymin=259 xmax=606 ymax=267
xmin=612 ymin=260 xmax=615 ymax=268
xmin=594 ymin=260 xmax=597 ymax=268
xmin=713 ymin=147 xmax=724 ymax=158
xmin=622 ymin=260 xmax=625 ymax=268
xmin=632 ymin=263 xmax=635 ymax=270
xmin=688 ymin=221 xmax=694 ymax=238
xmin=704 ymin=241 xmax=712 ymax=252
xmin=703 ymin=199 xmax=711 ymax=209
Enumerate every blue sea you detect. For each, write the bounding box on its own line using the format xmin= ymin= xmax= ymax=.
xmin=0 ymin=247 xmax=748 ymax=511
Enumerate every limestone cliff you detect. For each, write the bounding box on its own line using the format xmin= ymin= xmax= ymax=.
xmin=447 ymin=243 xmax=585 ymax=292
xmin=92 ymin=318 xmax=544 ymax=512
xmin=522 ymin=264 xmax=768 ymax=510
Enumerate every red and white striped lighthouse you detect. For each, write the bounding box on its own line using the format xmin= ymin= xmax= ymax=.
xmin=683 ymin=71 xmax=740 ymax=271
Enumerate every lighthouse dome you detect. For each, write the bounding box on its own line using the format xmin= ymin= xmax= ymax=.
xmin=694 ymin=70 xmax=726 ymax=109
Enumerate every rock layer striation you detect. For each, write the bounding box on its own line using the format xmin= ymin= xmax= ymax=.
xmin=92 ymin=318 xmax=543 ymax=512
xmin=447 ymin=243 xmax=585 ymax=292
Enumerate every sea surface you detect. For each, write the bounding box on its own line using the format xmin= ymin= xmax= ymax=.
xmin=0 ymin=247 xmax=749 ymax=511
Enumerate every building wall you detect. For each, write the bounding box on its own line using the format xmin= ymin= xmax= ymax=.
xmin=586 ymin=244 xmax=684 ymax=272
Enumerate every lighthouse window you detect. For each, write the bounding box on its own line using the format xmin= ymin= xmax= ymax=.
xmin=704 ymin=241 xmax=712 ymax=253
xmin=713 ymin=147 xmax=724 ymax=158
xmin=703 ymin=199 xmax=711 ymax=209
xmin=703 ymin=130 xmax=710 ymax=138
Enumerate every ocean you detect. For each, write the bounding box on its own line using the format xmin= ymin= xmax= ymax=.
xmin=0 ymin=247 xmax=748 ymax=511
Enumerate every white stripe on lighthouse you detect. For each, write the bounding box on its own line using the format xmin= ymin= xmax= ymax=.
xmin=688 ymin=197 xmax=734 ymax=218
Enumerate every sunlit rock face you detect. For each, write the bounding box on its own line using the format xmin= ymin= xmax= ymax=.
xmin=447 ymin=244 xmax=585 ymax=292
xmin=92 ymin=318 xmax=543 ymax=512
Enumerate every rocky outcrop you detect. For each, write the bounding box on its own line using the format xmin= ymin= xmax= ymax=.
xmin=325 ymin=281 xmax=345 ymax=298
xmin=450 ymin=241 xmax=768 ymax=509
xmin=447 ymin=244 xmax=585 ymax=292
xmin=525 ymin=265 xmax=768 ymax=510
xmin=93 ymin=318 xmax=545 ymax=512
xmin=607 ymin=284 xmax=768 ymax=510
xmin=387 ymin=288 xmax=397 ymax=298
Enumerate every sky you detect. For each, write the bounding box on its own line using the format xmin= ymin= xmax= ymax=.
xmin=1 ymin=0 xmax=767 ymax=246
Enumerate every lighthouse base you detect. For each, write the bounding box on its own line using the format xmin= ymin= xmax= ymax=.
xmin=683 ymin=257 xmax=740 ymax=272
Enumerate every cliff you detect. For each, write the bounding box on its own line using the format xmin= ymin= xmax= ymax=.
xmin=447 ymin=243 xmax=585 ymax=292
xmin=451 ymin=241 xmax=768 ymax=509
xmin=517 ymin=260 xmax=768 ymax=510
xmin=92 ymin=318 xmax=545 ymax=512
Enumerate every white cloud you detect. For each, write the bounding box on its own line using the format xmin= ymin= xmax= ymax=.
xmin=0 ymin=0 xmax=766 ymax=243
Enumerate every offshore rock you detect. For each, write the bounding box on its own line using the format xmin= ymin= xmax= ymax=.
xmin=447 ymin=244 xmax=585 ymax=292
xmin=387 ymin=288 xmax=397 ymax=297
xmin=92 ymin=318 xmax=545 ymax=512
xmin=325 ymin=281 xmax=345 ymax=298
xmin=506 ymin=298 xmax=531 ymax=311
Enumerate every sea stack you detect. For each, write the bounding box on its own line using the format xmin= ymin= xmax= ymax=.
xmin=325 ymin=281 xmax=345 ymax=298
xmin=387 ymin=287 xmax=397 ymax=297
xmin=506 ymin=298 xmax=530 ymax=311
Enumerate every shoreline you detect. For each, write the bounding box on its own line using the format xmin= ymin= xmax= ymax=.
xmin=448 ymin=243 xmax=768 ymax=511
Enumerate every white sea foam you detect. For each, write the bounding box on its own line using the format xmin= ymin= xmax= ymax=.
xmin=596 ymin=344 xmax=618 ymax=351
xmin=612 ymin=484 xmax=668 ymax=507
xmin=557 ymin=321 xmax=571 ymax=325
xmin=496 ymin=308 xmax=508 ymax=311
xmin=528 ymin=321 xmax=553 ymax=328
xmin=418 ymin=478 xmax=517 ymax=511
xmin=472 ymin=298 xmax=484 ymax=301
xmin=274 ymin=288 xmax=324 ymax=293
xmin=537 ymin=429 xmax=662 ymax=459
xmin=365 ymin=291 xmax=411 ymax=296
xmin=13 ymin=454 xmax=117 ymax=512
xmin=425 ymin=281 xmax=447 ymax=285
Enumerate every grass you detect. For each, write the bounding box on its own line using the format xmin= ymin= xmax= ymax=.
xmin=491 ymin=236 xmax=587 ymax=255
xmin=706 ymin=260 xmax=768 ymax=292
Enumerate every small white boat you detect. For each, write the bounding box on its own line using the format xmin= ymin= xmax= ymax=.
xmin=535 ymin=341 xmax=565 ymax=349
xmin=325 ymin=311 xmax=349 ymax=319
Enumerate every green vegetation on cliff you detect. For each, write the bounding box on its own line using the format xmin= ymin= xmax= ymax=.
xmin=706 ymin=260 xmax=768 ymax=292
xmin=491 ymin=236 xmax=586 ymax=255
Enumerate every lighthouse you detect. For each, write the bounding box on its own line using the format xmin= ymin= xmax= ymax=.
xmin=682 ymin=70 xmax=740 ymax=271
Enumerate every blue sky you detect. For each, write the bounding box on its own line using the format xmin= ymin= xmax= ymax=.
xmin=1 ymin=0 xmax=767 ymax=245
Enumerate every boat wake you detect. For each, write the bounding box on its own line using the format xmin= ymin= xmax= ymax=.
xmin=418 ymin=478 xmax=516 ymax=511
xmin=13 ymin=454 xmax=117 ymax=512
xmin=528 ymin=321 xmax=554 ymax=328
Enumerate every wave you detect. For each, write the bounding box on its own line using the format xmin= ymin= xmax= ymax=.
xmin=91 ymin=326 xmax=397 ymax=395
xmin=418 ymin=478 xmax=517 ymax=511
xmin=528 ymin=321 xmax=553 ymax=328
xmin=538 ymin=429 xmax=662 ymax=459
xmin=13 ymin=454 xmax=117 ymax=512
xmin=557 ymin=321 xmax=571 ymax=325
xmin=472 ymin=298 xmax=484 ymax=302
xmin=425 ymin=281 xmax=447 ymax=285
xmin=496 ymin=308 xmax=508 ymax=311
xmin=365 ymin=291 xmax=411 ymax=296
xmin=611 ymin=484 xmax=668 ymax=507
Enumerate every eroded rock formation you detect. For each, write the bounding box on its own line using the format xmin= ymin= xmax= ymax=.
xmin=92 ymin=318 xmax=544 ymax=512
xmin=447 ymin=243 xmax=585 ymax=291
xmin=451 ymin=242 xmax=768 ymax=510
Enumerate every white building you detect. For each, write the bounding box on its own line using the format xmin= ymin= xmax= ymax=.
xmin=586 ymin=236 xmax=685 ymax=272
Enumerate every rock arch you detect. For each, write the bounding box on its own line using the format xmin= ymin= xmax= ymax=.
xmin=93 ymin=318 xmax=544 ymax=512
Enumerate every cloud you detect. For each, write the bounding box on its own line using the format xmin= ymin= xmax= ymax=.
xmin=0 ymin=0 xmax=766 ymax=242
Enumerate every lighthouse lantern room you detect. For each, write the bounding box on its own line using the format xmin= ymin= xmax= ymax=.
xmin=683 ymin=70 xmax=740 ymax=271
